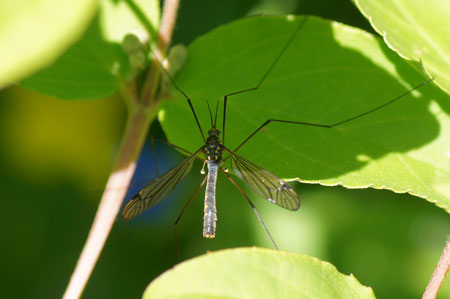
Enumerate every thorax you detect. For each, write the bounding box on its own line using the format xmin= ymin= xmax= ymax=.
xmin=204 ymin=130 xmax=223 ymax=162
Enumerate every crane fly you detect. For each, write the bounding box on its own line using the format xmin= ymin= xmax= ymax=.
xmin=121 ymin=15 xmax=432 ymax=249
xmin=122 ymin=98 xmax=300 ymax=245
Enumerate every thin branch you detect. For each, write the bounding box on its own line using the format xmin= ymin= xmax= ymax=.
xmin=423 ymin=236 xmax=450 ymax=299
xmin=63 ymin=111 xmax=152 ymax=299
xmin=62 ymin=1 xmax=181 ymax=298
xmin=140 ymin=0 xmax=180 ymax=105
xmin=158 ymin=0 xmax=180 ymax=54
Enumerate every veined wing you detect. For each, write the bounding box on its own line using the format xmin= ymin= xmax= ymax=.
xmin=225 ymin=147 xmax=300 ymax=211
xmin=122 ymin=147 xmax=203 ymax=220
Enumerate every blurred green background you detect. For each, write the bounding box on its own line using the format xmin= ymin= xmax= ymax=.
xmin=1 ymin=0 xmax=449 ymax=298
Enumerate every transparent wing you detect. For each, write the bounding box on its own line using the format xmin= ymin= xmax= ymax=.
xmin=122 ymin=148 xmax=202 ymax=220
xmin=225 ymin=147 xmax=300 ymax=211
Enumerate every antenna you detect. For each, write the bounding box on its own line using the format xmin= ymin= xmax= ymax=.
xmin=207 ymin=101 xmax=214 ymax=128
xmin=214 ymin=99 xmax=219 ymax=129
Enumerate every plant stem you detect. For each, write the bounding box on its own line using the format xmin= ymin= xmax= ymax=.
xmin=62 ymin=1 xmax=181 ymax=298
xmin=423 ymin=236 xmax=450 ymax=299
xmin=63 ymin=110 xmax=152 ymax=299
xmin=140 ymin=0 xmax=179 ymax=105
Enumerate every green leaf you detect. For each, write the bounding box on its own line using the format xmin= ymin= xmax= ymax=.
xmin=0 ymin=0 xmax=98 ymax=89
xmin=20 ymin=0 xmax=160 ymax=99
xmin=143 ymin=248 xmax=375 ymax=298
xmin=160 ymin=16 xmax=450 ymax=212
xmin=354 ymin=0 xmax=450 ymax=94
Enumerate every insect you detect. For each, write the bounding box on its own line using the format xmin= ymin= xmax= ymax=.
xmin=121 ymin=16 xmax=432 ymax=248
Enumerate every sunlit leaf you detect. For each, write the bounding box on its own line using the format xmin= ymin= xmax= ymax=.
xmin=20 ymin=0 xmax=160 ymax=99
xmin=144 ymin=248 xmax=375 ymax=298
xmin=0 ymin=0 xmax=98 ymax=89
xmin=354 ymin=0 xmax=450 ymax=94
xmin=160 ymin=16 xmax=450 ymax=212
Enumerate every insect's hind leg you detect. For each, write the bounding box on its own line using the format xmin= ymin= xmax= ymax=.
xmin=154 ymin=137 xmax=194 ymax=156
xmin=230 ymin=78 xmax=434 ymax=154
xmin=220 ymin=168 xmax=279 ymax=250
xmin=154 ymin=137 xmax=205 ymax=163
xmin=174 ymin=175 xmax=208 ymax=260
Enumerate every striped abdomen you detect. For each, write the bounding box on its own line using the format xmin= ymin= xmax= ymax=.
xmin=203 ymin=161 xmax=219 ymax=238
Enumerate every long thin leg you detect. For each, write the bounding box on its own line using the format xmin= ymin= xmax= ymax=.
xmin=174 ymin=175 xmax=208 ymax=260
xmin=223 ymin=96 xmax=228 ymax=145
xmin=220 ymin=168 xmax=279 ymax=250
xmin=224 ymin=16 xmax=308 ymax=98
xmin=232 ymin=78 xmax=434 ymax=153
xmin=222 ymin=16 xmax=308 ymax=146
xmin=153 ymin=137 xmax=193 ymax=156
xmin=154 ymin=137 xmax=206 ymax=166
xmin=151 ymin=56 xmax=206 ymax=143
